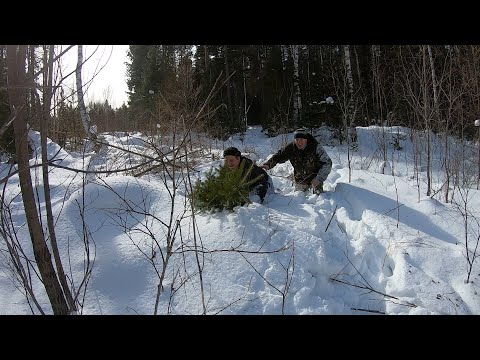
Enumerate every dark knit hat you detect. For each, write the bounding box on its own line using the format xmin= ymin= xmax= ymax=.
xmin=293 ymin=128 xmax=309 ymax=139
xmin=223 ymin=147 xmax=241 ymax=157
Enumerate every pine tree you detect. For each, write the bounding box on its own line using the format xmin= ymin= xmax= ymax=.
xmin=191 ymin=160 xmax=263 ymax=212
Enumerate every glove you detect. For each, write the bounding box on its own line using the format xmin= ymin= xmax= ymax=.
xmin=311 ymin=178 xmax=320 ymax=187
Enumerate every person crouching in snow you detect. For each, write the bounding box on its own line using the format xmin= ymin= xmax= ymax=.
xmin=261 ymin=128 xmax=332 ymax=194
xmin=223 ymin=147 xmax=274 ymax=204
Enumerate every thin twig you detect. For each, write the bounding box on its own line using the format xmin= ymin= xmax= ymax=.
xmin=351 ymin=307 xmax=385 ymax=314
xmin=0 ymin=107 xmax=16 ymax=138
xmin=325 ymin=204 xmax=338 ymax=232
xmin=330 ymin=278 xmax=416 ymax=307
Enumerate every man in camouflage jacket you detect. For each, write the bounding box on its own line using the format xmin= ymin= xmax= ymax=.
xmin=261 ymin=128 xmax=332 ymax=193
xmin=224 ymin=147 xmax=274 ymax=203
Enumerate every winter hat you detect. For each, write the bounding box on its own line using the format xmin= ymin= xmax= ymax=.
xmin=223 ymin=147 xmax=241 ymax=157
xmin=293 ymin=128 xmax=309 ymax=139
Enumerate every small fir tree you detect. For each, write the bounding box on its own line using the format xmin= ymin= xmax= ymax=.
xmin=191 ymin=160 xmax=263 ymax=212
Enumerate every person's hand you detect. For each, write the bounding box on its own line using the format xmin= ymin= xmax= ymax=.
xmin=311 ymin=178 xmax=320 ymax=188
xmin=249 ymin=194 xmax=262 ymax=204
xmin=260 ymin=164 xmax=269 ymax=170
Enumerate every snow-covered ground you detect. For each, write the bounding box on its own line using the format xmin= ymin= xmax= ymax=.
xmin=0 ymin=125 xmax=478 ymax=315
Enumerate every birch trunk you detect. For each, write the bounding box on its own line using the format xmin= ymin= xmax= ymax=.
xmin=243 ymin=55 xmax=248 ymax=131
xmin=427 ymin=45 xmax=438 ymax=109
xmin=224 ymin=45 xmax=234 ymax=126
xmin=370 ymin=45 xmax=382 ymax=122
xmin=344 ymin=45 xmax=355 ymax=128
xmin=76 ymin=45 xmax=96 ymax=142
xmin=291 ymin=45 xmax=301 ymax=127
xmin=344 ymin=45 xmax=355 ymax=183
xmin=423 ymin=45 xmax=432 ymax=196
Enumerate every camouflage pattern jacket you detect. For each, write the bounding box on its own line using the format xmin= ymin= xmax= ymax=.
xmin=263 ymin=134 xmax=332 ymax=186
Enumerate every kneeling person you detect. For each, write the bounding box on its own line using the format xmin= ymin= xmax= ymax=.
xmin=261 ymin=128 xmax=332 ymax=194
xmin=223 ymin=147 xmax=274 ymax=204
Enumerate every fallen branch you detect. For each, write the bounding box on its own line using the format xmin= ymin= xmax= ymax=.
xmin=330 ymin=277 xmax=417 ymax=308
xmin=351 ymin=307 xmax=385 ymax=314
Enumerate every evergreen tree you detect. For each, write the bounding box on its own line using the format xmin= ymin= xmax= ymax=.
xmin=126 ymin=45 xmax=194 ymax=132
xmin=191 ymin=160 xmax=263 ymax=212
xmin=88 ymin=100 xmax=116 ymax=133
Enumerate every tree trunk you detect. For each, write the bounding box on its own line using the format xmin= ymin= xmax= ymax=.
xmin=370 ymin=45 xmax=383 ymax=122
xmin=203 ymin=45 xmax=211 ymax=127
xmin=423 ymin=45 xmax=432 ymax=196
xmin=427 ymin=45 xmax=438 ymax=112
xmin=223 ymin=45 xmax=234 ymax=125
xmin=41 ymin=45 xmax=77 ymax=312
xmin=76 ymin=45 xmax=96 ymax=142
xmin=7 ymin=45 xmax=69 ymax=315
xmin=291 ymin=45 xmax=302 ymax=127
xmin=242 ymin=55 xmax=248 ymax=131
xmin=344 ymin=45 xmax=355 ymax=182
xmin=344 ymin=45 xmax=355 ymax=125
xmin=27 ymin=46 xmax=38 ymax=123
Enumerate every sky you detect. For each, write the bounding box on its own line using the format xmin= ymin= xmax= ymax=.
xmin=0 ymin=125 xmax=479 ymax=315
xmin=60 ymin=45 xmax=130 ymax=109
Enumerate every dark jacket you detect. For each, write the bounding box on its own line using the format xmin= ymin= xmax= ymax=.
xmin=240 ymin=157 xmax=271 ymax=202
xmin=263 ymin=134 xmax=332 ymax=186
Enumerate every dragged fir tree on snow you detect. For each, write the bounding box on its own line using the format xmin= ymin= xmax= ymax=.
xmin=191 ymin=160 xmax=263 ymax=212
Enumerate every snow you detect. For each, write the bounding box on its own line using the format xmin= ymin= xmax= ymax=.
xmin=0 ymin=125 xmax=479 ymax=315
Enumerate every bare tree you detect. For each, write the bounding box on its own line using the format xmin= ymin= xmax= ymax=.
xmin=451 ymin=186 xmax=480 ymax=284
xmin=1 ymin=45 xmax=99 ymax=314
xmin=76 ymin=45 xmax=97 ymax=143
xmin=1 ymin=173 xmax=45 ymax=314
xmin=398 ymin=45 xmax=435 ymax=198
xmin=370 ymin=45 xmax=387 ymax=124
xmin=40 ymin=45 xmax=77 ymax=311
xmin=331 ymin=45 xmax=363 ymax=183
xmin=6 ymin=45 xmax=70 ymax=314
